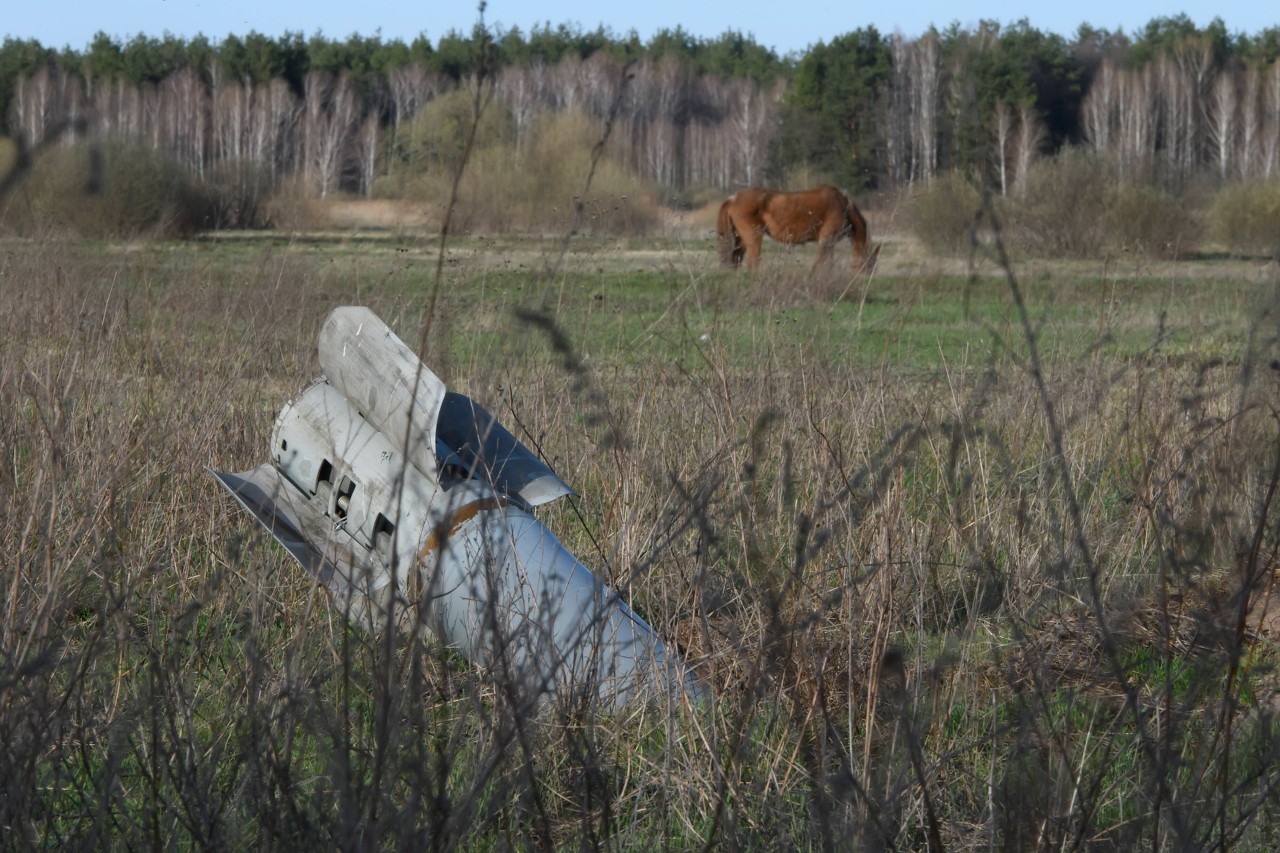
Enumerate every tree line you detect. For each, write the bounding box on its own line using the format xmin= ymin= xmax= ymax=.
xmin=3 ymin=14 xmax=1280 ymax=209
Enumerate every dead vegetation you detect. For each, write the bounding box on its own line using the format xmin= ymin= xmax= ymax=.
xmin=2 ymin=222 xmax=1280 ymax=847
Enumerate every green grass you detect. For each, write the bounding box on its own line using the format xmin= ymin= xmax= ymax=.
xmin=60 ymin=234 xmax=1267 ymax=374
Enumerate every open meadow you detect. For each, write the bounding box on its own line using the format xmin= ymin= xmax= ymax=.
xmin=3 ymin=227 xmax=1280 ymax=848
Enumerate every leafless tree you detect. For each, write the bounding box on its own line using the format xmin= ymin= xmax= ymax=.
xmin=547 ymin=54 xmax=585 ymax=114
xmin=912 ymin=33 xmax=940 ymax=183
xmin=1157 ymin=56 xmax=1196 ymax=183
xmin=11 ymin=67 xmax=57 ymax=146
xmin=1237 ymin=64 xmax=1263 ymax=179
xmin=213 ymin=77 xmax=250 ymax=167
xmin=140 ymin=81 xmax=163 ymax=153
xmin=885 ymin=32 xmax=941 ymax=186
xmin=57 ymin=71 xmax=87 ymax=146
xmin=726 ymin=76 xmax=776 ymax=187
xmin=886 ymin=34 xmax=911 ymax=187
xmin=1160 ymin=38 xmax=1214 ymax=183
xmin=1082 ymin=58 xmax=1115 ymax=155
xmin=1265 ymin=62 xmax=1280 ymax=177
xmin=161 ymin=66 xmax=209 ymax=178
xmin=579 ymin=51 xmax=623 ymax=120
xmin=1206 ymin=69 xmax=1238 ymax=180
xmin=632 ymin=56 xmax=690 ymax=187
xmin=992 ymin=100 xmax=1014 ymax=195
xmin=387 ymin=63 xmax=445 ymax=176
xmin=497 ymin=63 xmax=544 ymax=153
xmin=301 ymin=70 xmax=361 ymax=196
xmin=1117 ymin=65 xmax=1155 ymax=181
xmin=249 ymin=78 xmax=299 ymax=181
xmin=684 ymin=117 xmax=722 ymax=188
xmin=1012 ymin=102 xmax=1044 ymax=197
xmin=387 ymin=63 xmax=440 ymax=132
xmin=353 ymin=113 xmax=381 ymax=197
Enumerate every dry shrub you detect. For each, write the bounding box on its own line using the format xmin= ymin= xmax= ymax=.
xmin=0 ymin=136 xmax=17 ymax=178
xmin=1 ymin=140 xmax=214 ymax=239
xmin=1006 ymin=148 xmax=1111 ymax=257
xmin=391 ymin=87 xmax=514 ymax=181
xmin=2 ymin=233 xmax=1280 ymax=849
xmin=523 ymin=109 xmax=660 ymax=235
xmin=263 ymin=175 xmax=328 ymax=231
xmin=1103 ymin=181 xmax=1197 ymax=259
xmin=202 ymin=159 xmax=276 ymax=229
xmin=905 ymin=172 xmax=984 ymax=255
xmin=1207 ymin=177 xmax=1280 ymax=258
xmin=1007 ymin=149 xmax=1199 ymax=259
xmin=387 ymin=105 xmax=657 ymax=236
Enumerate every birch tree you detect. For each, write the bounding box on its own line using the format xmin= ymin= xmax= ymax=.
xmin=1116 ymin=65 xmax=1155 ymax=181
xmin=58 ymin=71 xmax=86 ymax=144
xmin=11 ymin=67 xmax=56 ymax=145
xmin=248 ymin=78 xmax=299 ymax=181
xmin=1082 ymin=58 xmax=1115 ymax=154
xmin=386 ymin=62 xmax=443 ymax=173
xmin=1266 ymin=62 xmax=1280 ymax=177
xmin=1012 ymin=102 xmax=1044 ymax=197
xmin=1206 ymin=69 xmax=1238 ymax=179
xmin=353 ymin=113 xmax=380 ymax=196
xmin=497 ymin=63 xmax=544 ymax=152
xmin=886 ymin=34 xmax=911 ymax=187
xmin=299 ymin=70 xmax=363 ymax=196
xmin=992 ymin=100 xmax=1014 ymax=195
xmin=726 ymin=76 xmax=776 ymax=186
xmin=1237 ymin=65 xmax=1262 ymax=179
xmin=912 ymin=32 xmax=940 ymax=183
xmin=213 ymin=77 xmax=250 ymax=167
xmin=161 ymin=66 xmax=209 ymax=178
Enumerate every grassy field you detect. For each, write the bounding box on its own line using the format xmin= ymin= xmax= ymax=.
xmin=3 ymin=228 xmax=1280 ymax=849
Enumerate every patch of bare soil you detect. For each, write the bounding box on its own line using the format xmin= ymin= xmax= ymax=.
xmin=308 ymin=198 xmax=433 ymax=230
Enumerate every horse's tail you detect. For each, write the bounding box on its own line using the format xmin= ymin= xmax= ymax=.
xmin=844 ymin=192 xmax=879 ymax=275
xmin=717 ymin=198 xmax=741 ymax=268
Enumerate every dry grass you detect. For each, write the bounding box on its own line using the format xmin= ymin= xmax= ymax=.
xmin=289 ymin=198 xmax=434 ymax=232
xmin=3 ymin=222 xmax=1280 ymax=847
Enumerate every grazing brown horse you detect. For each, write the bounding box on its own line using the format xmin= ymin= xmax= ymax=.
xmin=717 ymin=185 xmax=880 ymax=274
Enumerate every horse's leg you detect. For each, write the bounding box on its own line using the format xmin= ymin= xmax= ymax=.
xmin=720 ymin=229 xmax=744 ymax=268
xmin=728 ymin=221 xmax=746 ymax=267
xmin=811 ymin=212 xmax=842 ymax=270
xmin=853 ymin=245 xmax=870 ymax=276
xmin=813 ymin=235 xmax=836 ymax=269
xmin=744 ymin=226 xmax=764 ymax=269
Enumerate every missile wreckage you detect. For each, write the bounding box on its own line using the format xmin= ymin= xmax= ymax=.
xmin=214 ymin=306 xmax=702 ymax=709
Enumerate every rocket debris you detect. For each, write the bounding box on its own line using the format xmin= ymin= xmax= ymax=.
xmin=213 ymin=306 xmax=702 ymax=709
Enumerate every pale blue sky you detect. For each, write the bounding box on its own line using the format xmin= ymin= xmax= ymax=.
xmin=4 ymin=1 xmax=1273 ymax=56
